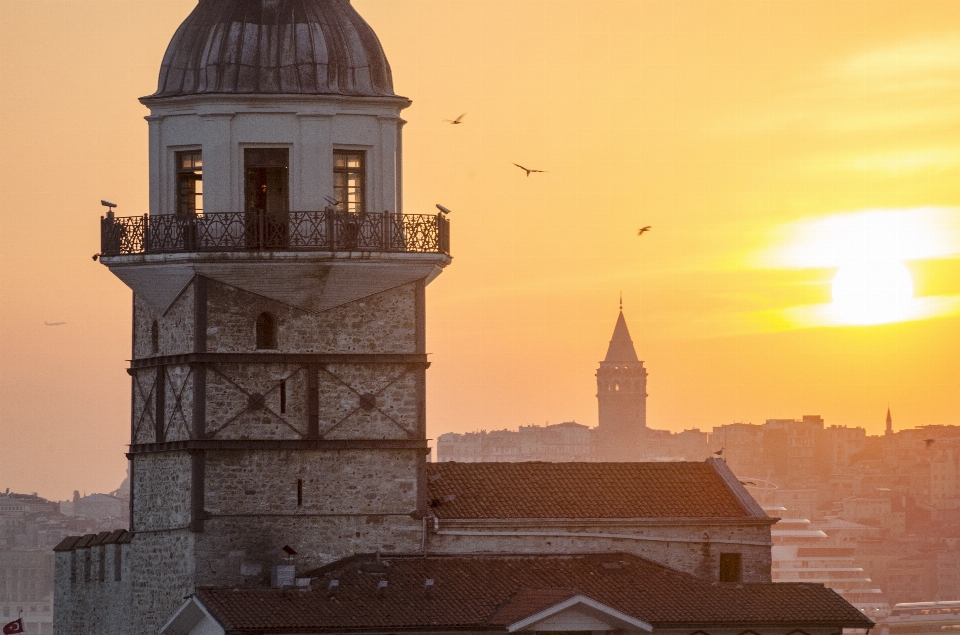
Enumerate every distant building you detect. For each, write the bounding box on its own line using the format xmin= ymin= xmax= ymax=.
xmin=596 ymin=309 xmax=648 ymax=460
xmin=74 ymin=494 xmax=125 ymax=524
xmin=437 ymin=421 xmax=593 ymax=462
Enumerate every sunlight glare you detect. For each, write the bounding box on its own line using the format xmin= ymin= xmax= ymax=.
xmin=831 ymin=259 xmax=914 ymax=325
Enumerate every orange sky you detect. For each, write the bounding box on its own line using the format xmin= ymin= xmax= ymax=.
xmin=2 ymin=0 xmax=960 ymax=500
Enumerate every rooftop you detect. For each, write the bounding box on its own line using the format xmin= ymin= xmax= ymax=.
xmin=183 ymin=552 xmax=873 ymax=632
xmin=424 ymin=459 xmax=768 ymax=520
xmin=150 ymin=0 xmax=396 ymax=100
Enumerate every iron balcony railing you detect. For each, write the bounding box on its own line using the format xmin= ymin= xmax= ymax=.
xmin=100 ymin=210 xmax=450 ymax=256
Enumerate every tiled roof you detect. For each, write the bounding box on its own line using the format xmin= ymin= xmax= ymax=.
xmin=53 ymin=529 xmax=132 ymax=552
xmin=425 ymin=460 xmax=762 ymax=519
xmin=194 ymin=553 xmax=873 ymax=632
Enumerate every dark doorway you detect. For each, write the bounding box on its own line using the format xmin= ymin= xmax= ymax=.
xmin=245 ymin=148 xmax=289 ymax=249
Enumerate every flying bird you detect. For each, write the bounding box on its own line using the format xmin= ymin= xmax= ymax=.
xmin=444 ymin=113 xmax=466 ymax=125
xmin=44 ymin=321 xmax=66 ymax=327
xmin=638 ymin=226 xmax=652 ymax=236
xmin=513 ymin=163 xmax=547 ymax=177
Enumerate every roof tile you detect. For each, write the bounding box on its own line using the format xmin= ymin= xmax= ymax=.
xmin=196 ymin=553 xmax=872 ymax=632
xmin=426 ymin=461 xmax=754 ymax=519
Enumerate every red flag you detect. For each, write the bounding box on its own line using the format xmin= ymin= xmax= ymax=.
xmin=2 ymin=619 xmax=23 ymax=634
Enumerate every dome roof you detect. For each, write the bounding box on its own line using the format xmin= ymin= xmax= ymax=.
xmin=151 ymin=0 xmax=396 ymax=99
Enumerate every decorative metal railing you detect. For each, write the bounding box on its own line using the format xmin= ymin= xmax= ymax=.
xmin=100 ymin=210 xmax=450 ymax=256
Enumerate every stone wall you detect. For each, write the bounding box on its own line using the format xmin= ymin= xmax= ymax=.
xmin=129 ymin=531 xmax=196 ymax=634
xmin=53 ymin=533 xmax=132 ymax=635
xmin=205 ymin=279 xmax=417 ymax=354
xmin=134 ymin=284 xmax=196 ymax=358
xmin=133 ymin=453 xmax=193 ymax=531
xmin=427 ymin=520 xmax=772 ymax=583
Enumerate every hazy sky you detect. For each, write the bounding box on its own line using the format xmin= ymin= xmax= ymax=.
xmin=2 ymin=0 xmax=960 ymax=500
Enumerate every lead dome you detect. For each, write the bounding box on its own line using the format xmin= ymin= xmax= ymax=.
xmin=152 ymin=0 xmax=396 ymax=98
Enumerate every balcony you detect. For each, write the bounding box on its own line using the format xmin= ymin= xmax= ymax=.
xmin=100 ymin=210 xmax=450 ymax=257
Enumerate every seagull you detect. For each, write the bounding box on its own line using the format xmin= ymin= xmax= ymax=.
xmin=713 ymin=448 xmax=724 ymax=456
xmin=444 ymin=113 xmax=466 ymax=125
xmin=513 ymin=163 xmax=547 ymax=177
xmin=44 ymin=321 xmax=66 ymax=327
xmin=638 ymin=226 xmax=652 ymax=236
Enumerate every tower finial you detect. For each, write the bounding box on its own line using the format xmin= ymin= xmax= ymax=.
xmin=886 ymin=405 xmax=893 ymax=435
xmin=619 ymin=291 xmax=623 ymax=311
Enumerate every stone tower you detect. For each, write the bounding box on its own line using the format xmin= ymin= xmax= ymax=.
xmin=596 ymin=309 xmax=647 ymax=460
xmin=56 ymin=1 xmax=450 ymax=633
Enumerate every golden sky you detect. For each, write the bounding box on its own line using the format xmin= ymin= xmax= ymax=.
xmin=2 ymin=0 xmax=960 ymax=499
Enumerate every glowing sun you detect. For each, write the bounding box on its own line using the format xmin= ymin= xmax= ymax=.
xmin=831 ymin=258 xmax=914 ymax=325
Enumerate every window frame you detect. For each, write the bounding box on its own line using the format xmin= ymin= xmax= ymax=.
xmin=175 ymin=150 xmax=203 ymax=217
xmin=332 ymin=149 xmax=366 ymax=215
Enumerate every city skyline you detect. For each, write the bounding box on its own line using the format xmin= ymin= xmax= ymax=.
xmin=3 ymin=0 xmax=960 ymax=500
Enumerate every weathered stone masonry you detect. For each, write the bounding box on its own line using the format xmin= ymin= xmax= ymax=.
xmin=57 ymin=272 xmax=438 ymax=635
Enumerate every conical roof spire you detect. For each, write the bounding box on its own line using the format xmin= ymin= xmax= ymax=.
xmin=604 ymin=311 xmax=639 ymax=362
xmin=886 ymin=406 xmax=893 ymax=435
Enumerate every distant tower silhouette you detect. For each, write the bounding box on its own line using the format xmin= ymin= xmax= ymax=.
xmin=885 ymin=406 xmax=893 ymax=436
xmin=596 ymin=305 xmax=647 ymax=461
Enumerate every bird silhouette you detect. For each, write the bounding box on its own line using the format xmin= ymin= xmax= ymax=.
xmin=713 ymin=448 xmax=724 ymax=456
xmin=444 ymin=113 xmax=466 ymax=125
xmin=92 ymin=254 xmax=100 ymax=261
xmin=44 ymin=321 xmax=66 ymax=327
xmin=638 ymin=226 xmax=652 ymax=236
xmin=513 ymin=163 xmax=547 ymax=177
xmin=925 ymin=438 xmax=936 ymax=447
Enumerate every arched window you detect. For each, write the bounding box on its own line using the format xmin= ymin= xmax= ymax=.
xmin=255 ymin=312 xmax=277 ymax=349
xmin=151 ymin=321 xmax=159 ymax=355
xmin=614 ymin=382 xmax=620 ymax=392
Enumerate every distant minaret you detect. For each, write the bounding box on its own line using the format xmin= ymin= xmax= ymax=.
xmin=885 ymin=406 xmax=893 ymax=436
xmin=596 ymin=300 xmax=648 ymax=461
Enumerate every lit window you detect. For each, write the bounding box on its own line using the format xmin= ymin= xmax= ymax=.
xmin=176 ymin=151 xmax=203 ymax=216
xmin=333 ymin=150 xmax=365 ymax=214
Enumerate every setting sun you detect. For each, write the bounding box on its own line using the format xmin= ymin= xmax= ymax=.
xmin=831 ymin=258 xmax=914 ymax=325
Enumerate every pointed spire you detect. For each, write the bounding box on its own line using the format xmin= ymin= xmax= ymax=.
xmin=886 ymin=406 xmax=893 ymax=435
xmin=604 ymin=310 xmax=639 ymax=362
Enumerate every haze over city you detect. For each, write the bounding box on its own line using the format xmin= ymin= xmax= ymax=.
xmin=3 ymin=0 xmax=960 ymax=501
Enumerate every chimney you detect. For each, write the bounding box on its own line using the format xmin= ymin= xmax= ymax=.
xmin=271 ymin=545 xmax=298 ymax=588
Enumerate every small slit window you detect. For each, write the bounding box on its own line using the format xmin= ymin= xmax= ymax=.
xmin=297 ymin=479 xmax=303 ymax=507
xmin=255 ymin=312 xmax=277 ymax=349
xmin=114 ymin=544 xmax=122 ymax=581
xmin=280 ymin=380 xmax=287 ymax=414
xmin=151 ymin=321 xmax=159 ymax=355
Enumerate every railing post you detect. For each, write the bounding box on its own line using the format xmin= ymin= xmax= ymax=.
xmin=143 ymin=214 xmax=150 ymax=253
xmin=326 ymin=210 xmax=335 ymax=251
